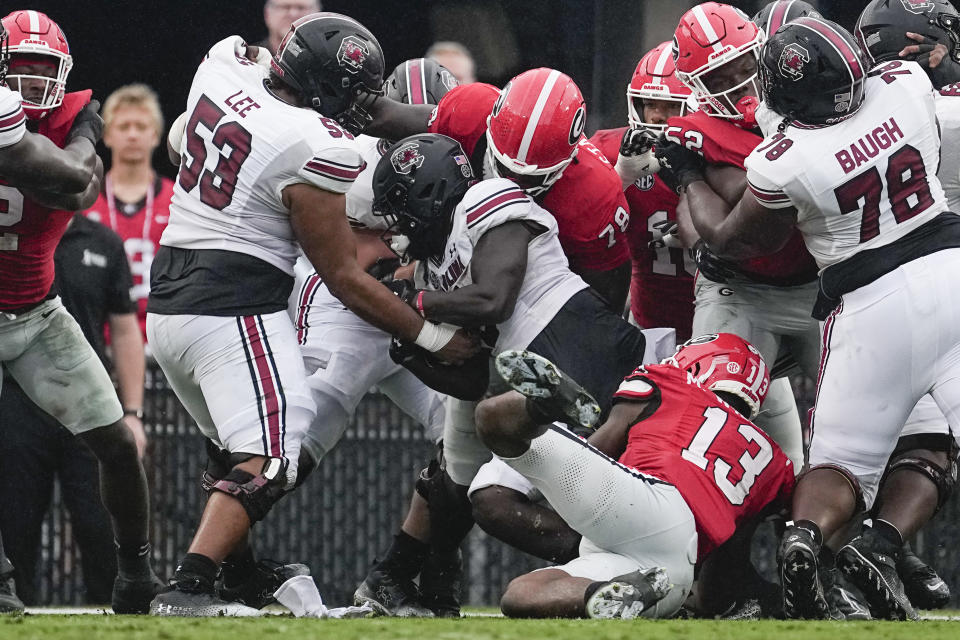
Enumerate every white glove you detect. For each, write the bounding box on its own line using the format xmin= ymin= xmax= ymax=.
xmin=274 ymin=575 xmax=374 ymax=619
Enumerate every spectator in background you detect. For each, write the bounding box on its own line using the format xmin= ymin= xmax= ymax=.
xmin=256 ymin=0 xmax=321 ymax=54
xmin=425 ymin=41 xmax=476 ymax=84
xmin=83 ymin=84 xmax=174 ymax=344
xmin=0 ymin=212 xmax=144 ymax=605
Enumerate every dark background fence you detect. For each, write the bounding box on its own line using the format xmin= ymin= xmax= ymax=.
xmin=29 ymin=364 xmax=960 ymax=608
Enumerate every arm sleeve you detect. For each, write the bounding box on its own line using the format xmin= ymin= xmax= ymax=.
xmin=0 ymin=88 xmax=27 ymax=149
xmin=106 ymin=233 xmax=137 ymax=315
xmin=427 ymin=83 xmax=500 ymax=156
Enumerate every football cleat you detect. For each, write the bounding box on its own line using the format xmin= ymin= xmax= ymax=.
xmin=837 ymin=529 xmax=919 ymax=621
xmin=897 ymin=545 xmax=951 ymax=610
xmin=218 ymin=560 xmax=311 ymax=610
xmin=716 ymin=598 xmax=762 ymax=620
xmin=0 ymin=570 xmax=24 ymax=615
xmin=418 ymin=548 xmax=463 ymax=618
xmin=585 ymin=567 xmax=672 ymax=619
xmin=778 ymin=525 xmax=829 ymax=619
xmin=149 ymin=583 xmax=263 ymax=617
xmin=353 ymin=566 xmax=434 ymax=617
xmin=111 ymin=571 xmax=165 ymax=615
xmin=495 ymin=350 xmax=601 ymax=430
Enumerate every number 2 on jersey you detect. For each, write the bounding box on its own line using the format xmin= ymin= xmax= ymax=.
xmin=681 ymin=406 xmax=773 ymax=505
xmin=178 ymin=95 xmax=254 ymax=210
xmin=0 ymin=185 xmax=24 ymax=251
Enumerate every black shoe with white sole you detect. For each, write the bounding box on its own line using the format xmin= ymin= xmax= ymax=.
xmin=585 ymin=567 xmax=672 ymax=619
xmin=897 ymin=544 xmax=950 ymax=610
xmin=837 ymin=529 xmax=918 ymax=621
xmin=495 ymin=350 xmax=601 ymax=430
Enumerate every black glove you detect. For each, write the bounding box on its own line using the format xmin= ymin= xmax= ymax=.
xmin=619 ymin=126 xmax=657 ymax=157
xmin=367 ymin=257 xmax=402 ymax=282
xmin=66 ymin=99 xmax=104 ymax=145
xmin=389 ymin=336 xmax=491 ymax=401
xmin=648 ymin=219 xmax=681 ymax=251
xmin=690 ymin=239 xmax=741 ymax=283
xmin=383 ymin=278 xmax=420 ymax=310
xmin=655 ymin=133 xmax=706 ymax=189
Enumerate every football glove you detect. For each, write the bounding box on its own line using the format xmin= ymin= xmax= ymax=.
xmin=690 ymin=239 xmax=742 ymax=284
xmin=384 ymin=278 xmax=420 ymax=311
xmin=67 ymin=99 xmax=104 ymax=146
xmin=648 ymin=219 xmax=684 ymax=250
xmin=655 ymin=133 xmax=706 ymax=189
xmin=614 ymin=127 xmax=660 ymax=188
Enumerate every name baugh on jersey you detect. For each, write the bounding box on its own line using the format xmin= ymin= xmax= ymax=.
xmin=835 ymin=117 xmax=904 ymax=174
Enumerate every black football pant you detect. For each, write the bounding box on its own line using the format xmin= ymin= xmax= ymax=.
xmin=0 ymin=381 xmax=116 ymax=605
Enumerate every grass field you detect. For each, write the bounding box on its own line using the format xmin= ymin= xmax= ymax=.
xmin=4 ymin=611 xmax=960 ymax=640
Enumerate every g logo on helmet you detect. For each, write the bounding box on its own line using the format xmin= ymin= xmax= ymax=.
xmin=900 ymin=0 xmax=935 ymax=15
xmin=568 ymin=105 xmax=586 ymax=146
xmin=492 ymin=82 xmax=511 ymax=118
xmin=778 ymin=43 xmax=810 ymax=81
xmin=391 ymin=142 xmax=425 ymax=175
xmin=338 ymin=35 xmax=369 ymax=74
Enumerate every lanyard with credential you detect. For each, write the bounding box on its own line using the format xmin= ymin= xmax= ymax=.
xmin=105 ymin=172 xmax=155 ymax=241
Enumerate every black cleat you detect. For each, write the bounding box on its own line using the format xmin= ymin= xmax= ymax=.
xmin=495 ymin=350 xmax=601 ymax=430
xmin=354 ymin=566 xmax=434 ymax=617
xmin=112 ymin=571 xmax=165 ymax=614
xmin=837 ymin=529 xmax=918 ymax=621
xmin=585 ymin=567 xmax=672 ymax=619
xmin=0 ymin=571 xmax=24 ymax=615
xmin=418 ymin=548 xmax=463 ymax=618
xmin=218 ymin=560 xmax=310 ymax=609
xmin=778 ymin=525 xmax=829 ymax=619
xmin=897 ymin=545 xmax=950 ymax=610
xmin=150 ymin=579 xmax=262 ymax=617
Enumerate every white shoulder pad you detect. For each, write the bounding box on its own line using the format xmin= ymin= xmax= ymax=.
xmin=0 ymin=86 xmax=26 ymax=149
xmin=457 ymin=178 xmax=552 ymax=241
xmin=204 ymin=36 xmax=248 ymax=65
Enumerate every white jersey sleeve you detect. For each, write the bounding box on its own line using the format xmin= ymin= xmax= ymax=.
xmin=459 ymin=178 xmax=555 ymax=243
xmin=345 ymin=135 xmax=388 ymax=230
xmin=935 ymin=85 xmax=960 ymax=212
xmin=0 ymin=86 xmax=27 ymax=148
xmin=745 ymin=61 xmax=948 ymax=269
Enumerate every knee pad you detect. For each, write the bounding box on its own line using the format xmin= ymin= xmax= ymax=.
xmin=293 ymin=449 xmax=317 ymax=488
xmin=805 ymin=463 xmax=866 ymax=512
xmin=209 ymin=458 xmax=288 ymax=524
xmin=882 ymin=452 xmax=957 ymax=514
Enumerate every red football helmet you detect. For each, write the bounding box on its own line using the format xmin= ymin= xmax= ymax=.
xmin=2 ymin=10 xmax=72 ymax=119
xmin=672 ymin=2 xmax=763 ymax=121
xmin=666 ymin=333 xmax=770 ymax=419
xmin=485 ymin=68 xmax=586 ymax=196
xmin=627 ymin=41 xmax=693 ymax=132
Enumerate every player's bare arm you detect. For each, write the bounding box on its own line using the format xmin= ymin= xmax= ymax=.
xmin=687 ymin=182 xmax=797 ymax=260
xmin=586 ymin=400 xmax=649 ymax=460
xmin=420 ymin=221 xmax=535 ymax=326
xmin=22 ymin=155 xmax=103 ymax=211
xmin=363 ymin=96 xmax=434 ymax=140
xmin=286 ymin=182 xmax=479 ymax=362
xmin=0 ymin=131 xmax=97 ymax=194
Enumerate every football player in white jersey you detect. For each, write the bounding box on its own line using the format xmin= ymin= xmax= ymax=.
xmin=147 ymin=15 xmax=477 ymax=617
xmin=661 ymin=17 xmax=960 ymax=620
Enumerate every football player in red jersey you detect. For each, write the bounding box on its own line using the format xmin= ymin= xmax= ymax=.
xmin=0 ymin=11 xmax=162 ymax=613
xmin=474 ymin=334 xmax=794 ymax=619
xmin=590 ymin=41 xmax=696 ymax=341
xmin=651 ymin=2 xmax=823 ymax=476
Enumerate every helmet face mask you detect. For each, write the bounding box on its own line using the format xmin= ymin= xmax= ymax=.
xmin=1 ymin=10 xmax=72 ymax=120
xmin=627 ymin=40 xmax=693 ymax=133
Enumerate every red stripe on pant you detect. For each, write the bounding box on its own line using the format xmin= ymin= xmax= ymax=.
xmin=296 ymin=274 xmax=322 ymax=344
xmin=243 ymin=315 xmax=282 ymax=457
xmin=808 ymin=300 xmax=843 ymax=441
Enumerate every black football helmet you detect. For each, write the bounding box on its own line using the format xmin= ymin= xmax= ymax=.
xmin=753 ymin=1 xmax=822 ymax=36
xmin=0 ymin=21 xmax=7 ymax=84
xmin=855 ymin=0 xmax=960 ymax=87
xmin=271 ymin=12 xmax=385 ymax=135
xmin=759 ymin=17 xmax=868 ymax=125
xmin=372 ymin=134 xmax=477 ymax=261
xmin=383 ymin=58 xmax=459 ymax=105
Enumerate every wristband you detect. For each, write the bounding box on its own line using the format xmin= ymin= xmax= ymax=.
xmin=123 ymin=407 xmax=144 ymax=419
xmin=414 ymin=321 xmax=457 ymax=353
xmin=415 ymin=291 xmax=426 ymax=317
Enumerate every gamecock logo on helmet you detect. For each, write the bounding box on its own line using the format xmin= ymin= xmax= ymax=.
xmin=338 ymin=36 xmax=368 ymax=74
xmin=778 ymin=43 xmax=810 ymax=81
xmin=391 ymin=142 xmax=424 ymax=175
xmin=900 ymin=0 xmax=935 ymax=14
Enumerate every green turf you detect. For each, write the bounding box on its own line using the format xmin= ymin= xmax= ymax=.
xmin=3 ymin=614 xmax=960 ymax=640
